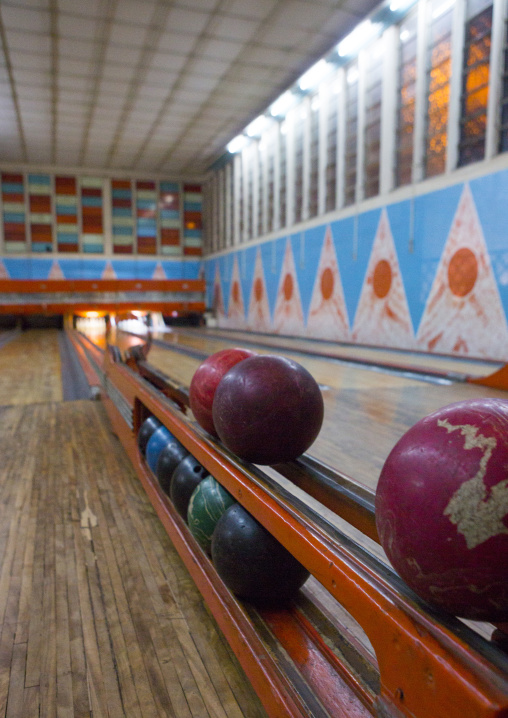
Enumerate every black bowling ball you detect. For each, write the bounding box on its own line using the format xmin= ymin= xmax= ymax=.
xmin=211 ymin=504 xmax=310 ymax=606
xmin=170 ymin=455 xmax=210 ymax=520
xmin=137 ymin=416 xmax=161 ymax=456
xmin=156 ymin=440 xmax=189 ymax=494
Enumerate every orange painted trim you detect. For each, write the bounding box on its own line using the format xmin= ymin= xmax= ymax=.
xmin=467 ymin=363 xmax=508 ymax=390
xmin=0 ymin=279 xmax=205 ymax=293
xmin=0 ymin=302 xmax=205 ymax=315
xmin=102 ymin=356 xmax=508 ymax=718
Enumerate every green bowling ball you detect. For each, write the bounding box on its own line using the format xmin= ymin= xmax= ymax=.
xmin=187 ymin=476 xmax=236 ymax=555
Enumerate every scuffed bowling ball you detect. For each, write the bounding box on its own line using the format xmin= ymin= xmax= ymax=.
xmin=189 ymin=347 xmax=256 ymax=436
xmin=170 ymin=455 xmax=210 ymax=520
xmin=146 ymin=425 xmax=177 ymax=474
xmin=138 ymin=416 xmax=161 ymax=456
xmin=376 ymin=398 xmax=508 ymax=621
xmin=187 ymin=476 xmax=236 ymax=554
xmin=212 ymin=504 xmax=310 ymax=605
xmin=156 ymin=440 xmax=189 ymax=494
xmin=212 ymin=355 xmax=324 ymax=465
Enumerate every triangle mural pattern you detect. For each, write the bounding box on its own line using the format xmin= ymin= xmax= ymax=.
xmin=214 ymin=184 xmax=508 ymax=360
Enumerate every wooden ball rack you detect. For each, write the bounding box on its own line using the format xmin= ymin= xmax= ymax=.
xmin=69 ymin=329 xmax=508 ymax=718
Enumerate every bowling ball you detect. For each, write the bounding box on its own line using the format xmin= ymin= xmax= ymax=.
xmin=189 ymin=348 xmax=256 ymax=436
xmin=138 ymin=415 xmax=161 ymax=456
xmin=212 ymin=355 xmax=324 ymax=465
xmin=156 ymin=440 xmax=189 ymax=494
xmin=146 ymin=426 xmax=177 ymax=474
xmin=212 ymin=504 xmax=310 ymax=605
xmin=170 ymin=455 xmax=210 ymax=519
xmin=375 ymin=398 xmax=508 ymax=621
xmin=187 ymin=476 xmax=236 ymax=554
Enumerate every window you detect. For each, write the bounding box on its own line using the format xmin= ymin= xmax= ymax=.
xmin=279 ymin=125 xmax=287 ymax=228
xmin=345 ymin=62 xmax=359 ymax=206
xmin=326 ymin=83 xmax=339 ymax=212
xmin=364 ymin=40 xmax=384 ymax=198
xmin=266 ymin=130 xmax=275 ymax=232
xmin=293 ymin=107 xmax=305 ymax=224
xmin=396 ymin=11 xmax=418 ymax=186
xmin=309 ymin=95 xmax=320 ymax=218
xmin=458 ymin=0 xmax=493 ymax=166
xmin=425 ymin=0 xmax=454 ymax=178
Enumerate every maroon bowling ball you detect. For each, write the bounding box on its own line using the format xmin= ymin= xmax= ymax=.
xmin=212 ymin=355 xmax=324 ymax=465
xmin=375 ymin=398 xmax=508 ymax=621
xmin=189 ymin=348 xmax=256 ymax=436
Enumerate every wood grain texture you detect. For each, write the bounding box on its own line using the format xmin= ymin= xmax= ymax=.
xmin=0 ymin=399 xmax=266 ymax=718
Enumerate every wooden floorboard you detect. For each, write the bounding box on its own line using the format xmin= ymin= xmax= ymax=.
xmin=0 ymin=399 xmax=267 ymax=718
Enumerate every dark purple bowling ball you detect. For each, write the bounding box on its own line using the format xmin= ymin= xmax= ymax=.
xmin=212 ymin=355 xmax=324 ymax=465
xmin=156 ymin=440 xmax=189 ymax=494
xmin=137 ymin=415 xmax=161 ymax=456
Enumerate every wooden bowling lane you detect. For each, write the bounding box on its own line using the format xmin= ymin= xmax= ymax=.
xmin=164 ymin=326 xmax=501 ymax=379
xmin=0 ymin=329 xmax=63 ymax=405
xmin=103 ymin=327 xmax=508 ymax=490
xmin=0 ymin=398 xmax=266 ymax=718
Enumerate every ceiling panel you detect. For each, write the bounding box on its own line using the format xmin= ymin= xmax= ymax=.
xmin=0 ymin=0 xmax=381 ymax=177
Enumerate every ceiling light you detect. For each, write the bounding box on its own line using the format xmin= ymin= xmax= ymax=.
xmin=270 ymin=91 xmax=299 ymax=118
xmin=432 ymin=0 xmax=455 ymax=18
xmin=390 ymin=0 xmax=418 ymax=12
xmin=298 ymin=60 xmax=333 ymax=91
xmin=337 ymin=20 xmax=382 ymax=57
xmin=246 ymin=114 xmax=271 ymax=137
xmin=227 ymin=134 xmax=249 ymax=154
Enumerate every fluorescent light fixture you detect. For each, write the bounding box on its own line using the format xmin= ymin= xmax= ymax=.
xmin=270 ymin=91 xmax=299 ymax=118
xmin=337 ymin=20 xmax=382 ymax=57
xmin=390 ymin=0 xmax=417 ymax=12
xmin=432 ymin=0 xmax=455 ymax=18
xmin=227 ymin=134 xmax=249 ymax=153
xmin=298 ymin=59 xmax=332 ymax=91
xmin=246 ymin=114 xmax=271 ymax=137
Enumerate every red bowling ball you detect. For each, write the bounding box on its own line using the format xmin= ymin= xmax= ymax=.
xmin=189 ymin=348 xmax=256 ymax=436
xmin=375 ymin=398 xmax=508 ymax=621
xmin=212 ymin=354 xmax=324 ymax=465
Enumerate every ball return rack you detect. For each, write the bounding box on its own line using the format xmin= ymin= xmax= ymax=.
xmin=69 ymin=329 xmax=508 ymax=718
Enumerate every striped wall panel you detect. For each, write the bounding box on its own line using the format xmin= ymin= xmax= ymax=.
xmin=183 ymin=183 xmax=203 ymax=256
xmin=28 ymin=174 xmax=53 ymax=252
xmin=81 ymin=177 xmax=104 ymax=253
xmin=112 ymin=179 xmax=134 ymax=254
xmin=55 ymin=176 xmax=79 ymax=252
xmin=159 ymin=181 xmax=181 ymax=256
xmin=2 ymin=172 xmax=27 ymax=252
xmin=136 ymin=180 xmax=157 ymax=255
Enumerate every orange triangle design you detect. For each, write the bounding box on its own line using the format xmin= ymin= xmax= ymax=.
xmin=307 ymin=225 xmax=349 ymax=340
xmin=0 ymin=260 xmax=9 ymax=279
xmin=248 ymin=248 xmax=271 ymax=331
xmin=152 ymin=262 xmax=167 ymax=279
xmin=48 ymin=260 xmax=64 ymax=280
xmin=417 ymin=184 xmax=508 ymax=359
xmin=226 ymin=255 xmax=246 ymax=328
xmin=352 ymin=209 xmax=415 ymax=348
xmin=273 ymin=238 xmax=305 ymax=334
xmin=102 ymin=261 xmax=117 ymax=279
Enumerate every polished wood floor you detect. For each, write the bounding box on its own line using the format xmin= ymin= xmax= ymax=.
xmin=0 ymin=330 xmax=266 ymax=718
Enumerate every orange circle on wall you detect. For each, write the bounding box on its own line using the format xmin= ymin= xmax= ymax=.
xmin=448 ymin=248 xmax=478 ymax=297
xmin=232 ymin=280 xmax=240 ymax=304
xmin=321 ymin=267 xmax=334 ymax=300
xmin=283 ymin=273 xmax=293 ymax=301
xmin=254 ymin=277 xmax=263 ymax=302
xmin=373 ymin=260 xmax=392 ymax=299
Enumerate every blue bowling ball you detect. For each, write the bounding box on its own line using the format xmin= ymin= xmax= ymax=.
xmin=146 ymin=425 xmax=177 ymax=473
